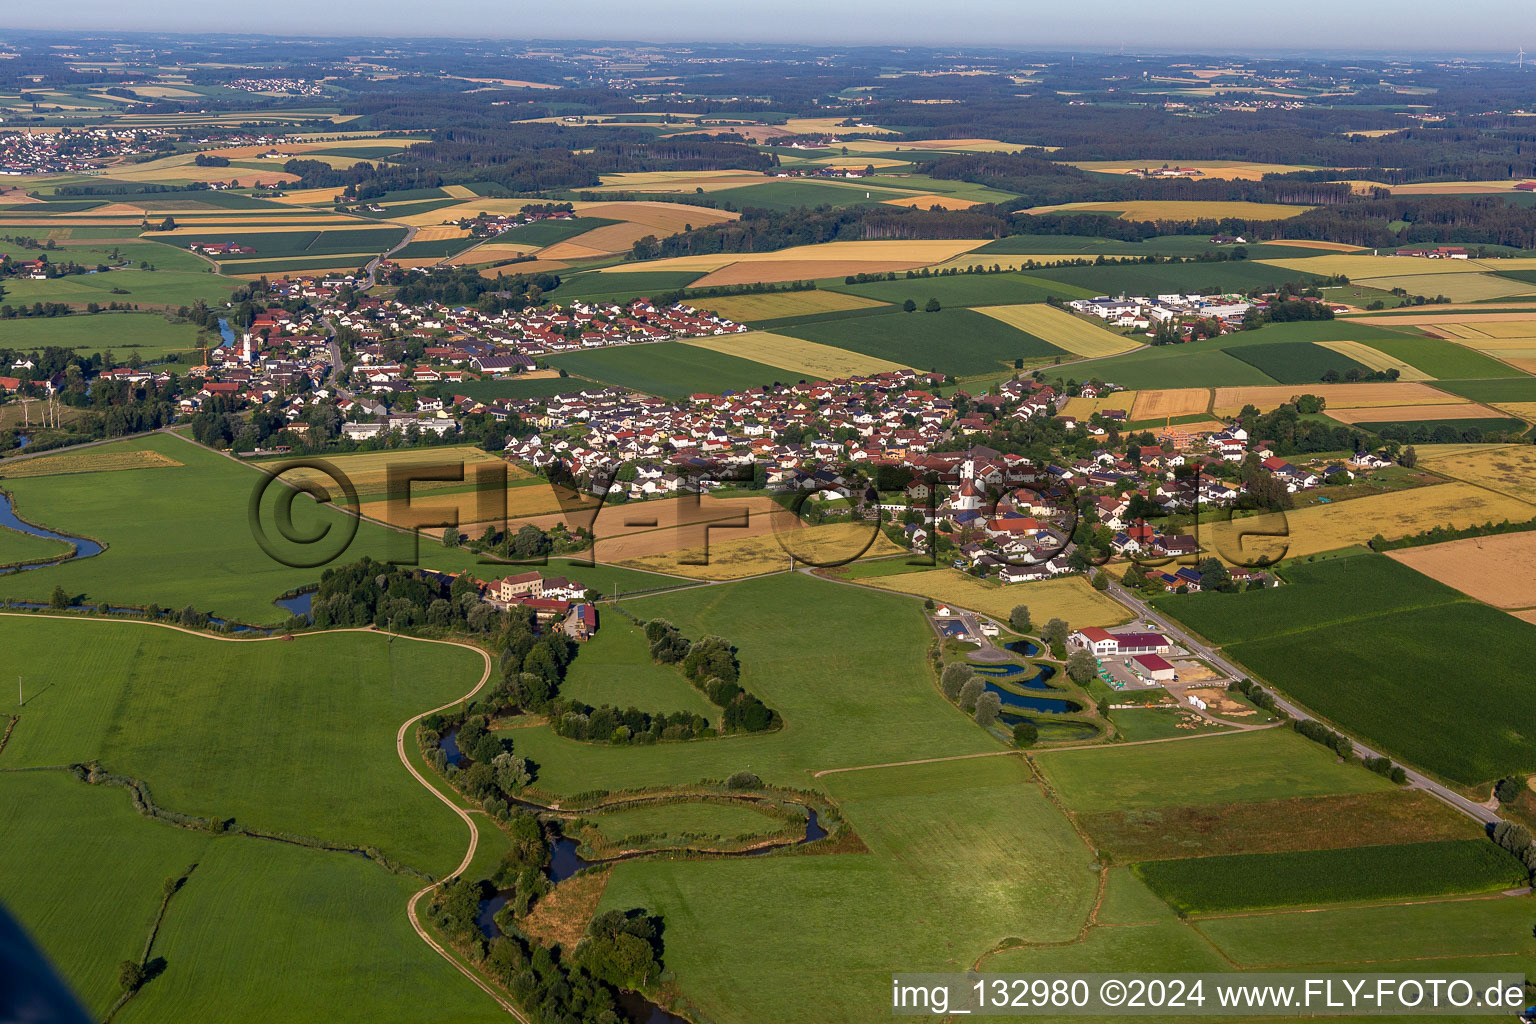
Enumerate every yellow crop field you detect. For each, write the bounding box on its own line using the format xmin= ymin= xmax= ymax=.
xmin=1326 ymin=402 xmax=1505 ymax=424
xmin=881 ymin=194 xmax=981 ymax=210
xmin=1025 ymin=200 xmax=1314 ymax=221
xmin=596 ymin=170 xmax=779 ymax=193
xmin=971 ymin=304 xmax=1141 ymax=357
xmin=576 ymin=201 xmax=737 ymax=231
xmin=855 ymin=570 xmax=1134 ymax=627
xmin=1200 ymin=482 xmax=1536 ymax=566
xmin=1210 ymin=382 xmax=1462 ymax=417
xmin=622 ymin=522 xmax=904 ymax=580
xmin=268 ymin=187 xmax=346 ymax=205
xmin=679 ymin=331 xmax=911 ymax=379
xmin=1266 ymin=239 xmax=1367 ymax=252
xmin=1387 ymin=533 xmax=1536 ymax=610
xmin=551 ymin=221 xmax=662 ymax=255
xmin=408 ymin=225 xmax=471 ymax=242
xmin=1492 ymin=403 xmax=1536 ymax=422
xmin=1417 ymin=444 xmax=1536 ymax=506
xmin=1065 ymin=160 xmax=1320 ymax=181
xmin=0 ymin=449 xmax=182 ymax=478
xmin=694 ymin=290 xmax=888 ymax=322
xmin=1316 ymin=340 xmax=1433 ymax=381
xmin=843 ymin=139 xmax=1022 ymax=153
xmin=1061 ymin=392 xmax=1139 ymax=418
xmin=441 ymin=185 xmax=477 ymax=199
xmin=1130 ymin=388 xmax=1213 ymax=420
xmin=1356 ymin=273 xmax=1536 ymax=303
xmin=273 ymin=446 xmax=531 ymax=498
xmin=598 ymin=239 xmax=991 ymax=273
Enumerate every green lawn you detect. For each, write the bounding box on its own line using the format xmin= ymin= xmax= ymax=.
xmin=439 ymin=377 xmax=589 ymax=404
xmin=145 ymin=227 xmax=406 ymax=260
xmin=600 ymin=755 xmax=1096 ymax=1024
xmin=0 ymin=522 xmax=72 ymax=565
xmin=0 ymin=434 xmax=511 ymax=623
xmin=1 ymin=616 xmax=484 ymax=871
xmin=1085 ymin=345 xmax=1279 ymax=388
xmin=0 ymin=312 xmax=204 ymax=359
xmin=1227 ymin=341 xmax=1373 ymax=385
xmin=547 ymin=270 xmax=705 ymax=306
xmin=557 ymin=617 xmax=717 ymax=718
xmin=1034 ymin=728 xmax=1394 ymax=812
xmin=1030 ymin=259 xmax=1325 ymax=296
xmin=1134 ymin=840 xmax=1524 ymax=915
xmin=507 ymin=573 xmax=997 ymax=794
xmin=549 ymin=341 xmax=794 ymax=399
xmin=778 ymin=307 xmax=1067 ymax=376
xmin=1435 ymin=377 xmax=1536 ymax=402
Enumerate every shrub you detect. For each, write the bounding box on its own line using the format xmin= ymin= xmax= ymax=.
xmin=725 ymin=771 xmax=763 ymax=790
xmin=1013 ymin=720 xmax=1039 ymax=748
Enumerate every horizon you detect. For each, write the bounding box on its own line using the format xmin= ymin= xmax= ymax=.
xmin=3 ymin=2 xmax=1536 ymax=56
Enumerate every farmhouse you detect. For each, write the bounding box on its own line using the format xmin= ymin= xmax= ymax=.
xmin=1129 ymin=653 xmax=1177 ymax=683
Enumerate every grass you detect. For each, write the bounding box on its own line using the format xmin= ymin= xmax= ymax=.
xmin=1034 ymin=728 xmax=1395 ymax=812
xmin=506 ymin=573 xmax=998 ymax=794
xmin=599 ymin=755 xmax=1096 ymax=1024
xmin=1134 ymin=840 xmax=1524 ymax=915
xmin=0 ymin=433 xmax=508 ymax=623
xmin=1353 ymin=416 xmax=1528 ymax=436
xmin=144 ymin=227 xmax=406 ymax=260
xmin=557 ymin=617 xmax=717 ymax=717
xmin=1358 ymin=335 xmax=1525 ymax=379
xmin=584 ymin=800 xmax=787 ymax=850
xmin=0 ymin=522 xmax=72 ymax=564
xmin=777 ymin=307 xmax=1068 ymax=376
xmin=825 ymin=271 xmax=1095 ymax=308
xmin=0 ymin=311 xmax=204 ymax=358
xmin=1191 ymin=895 xmax=1536 ymax=969
xmin=487 ymin=216 xmax=616 ymax=247
xmin=1227 ymin=341 xmax=1373 ymax=385
xmin=694 ymin=290 xmax=887 ymax=324
xmin=1030 ymin=259 xmax=1323 ymax=296
xmin=1158 ymin=554 xmax=1536 ymax=784
xmin=432 ymin=376 xmax=586 ymax=404
xmin=679 ymin=330 xmax=911 ymax=378
xmin=1227 ymin=603 xmax=1536 ymax=785
xmin=1087 ymin=345 xmax=1280 ymax=388
xmin=1436 ymin=377 xmax=1536 ymax=402
xmin=0 ymin=616 xmax=484 ymax=871
xmin=545 ymin=270 xmax=705 ymax=305
xmin=0 ymin=268 xmax=238 ymax=308
xmin=548 ymin=341 xmax=793 ymax=399
xmin=1076 ymin=789 xmax=1482 ymax=862
xmin=852 ymin=568 xmax=1133 ymax=626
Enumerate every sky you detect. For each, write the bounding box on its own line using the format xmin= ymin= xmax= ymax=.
xmin=6 ymin=0 xmax=1536 ymax=54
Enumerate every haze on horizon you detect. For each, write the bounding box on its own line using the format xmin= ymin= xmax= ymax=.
xmin=5 ymin=0 xmax=1536 ymax=56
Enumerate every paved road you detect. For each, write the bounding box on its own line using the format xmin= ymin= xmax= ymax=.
xmin=363 ymin=224 xmax=418 ymax=289
xmin=1104 ymin=580 xmax=1500 ymax=827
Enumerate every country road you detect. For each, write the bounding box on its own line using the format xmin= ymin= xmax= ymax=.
xmin=1104 ymin=579 xmax=1501 ymax=827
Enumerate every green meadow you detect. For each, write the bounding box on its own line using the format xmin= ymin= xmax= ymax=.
xmin=548 ymin=341 xmax=793 ymax=398
xmin=778 ymin=307 xmax=1067 ymax=376
xmin=0 ymin=311 xmax=205 ymax=359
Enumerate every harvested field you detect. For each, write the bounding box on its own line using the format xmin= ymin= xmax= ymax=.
xmin=1326 ymin=402 xmax=1505 ymax=424
xmin=1200 ymin=482 xmax=1536 ymax=565
xmin=881 ymin=194 xmax=980 ymax=210
xmin=596 ymin=170 xmax=784 ymax=194
xmin=1515 ymin=610 xmax=1536 ymax=626
xmin=678 ymin=331 xmax=911 ymax=378
xmin=410 ymin=225 xmax=471 ymax=241
xmin=1262 ymin=239 xmax=1366 ymax=252
xmin=693 ymin=290 xmax=887 ymax=322
xmin=690 ymin=260 xmax=917 ymax=287
xmin=476 ymin=259 xmax=570 ymax=278
xmin=0 ymin=449 xmax=183 ymax=478
xmin=1210 ymin=382 xmax=1463 ymax=417
xmin=576 ymin=201 xmax=737 ymax=231
xmin=440 ymin=185 xmax=477 ymax=198
xmin=1316 ymin=340 xmax=1432 ymax=381
xmin=622 ymin=521 xmax=904 ymax=579
xmin=971 ymin=304 xmax=1141 ymax=357
xmin=268 ymin=187 xmax=346 ymax=205
xmin=1356 ymin=273 xmax=1536 ymax=303
xmin=1417 ymin=443 xmax=1536 ymax=505
xmin=1387 ymin=533 xmax=1536 ymax=610
xmin=1076 ymin=790 xmax=1481 ymax=862
xmin=597 ymin=239 xmax=990 ymax=273
xmin=531 ymin=242 xmax=613 ymax=261
xmin=1025 ymin=200 xmax=1313 ymax=221
xmin=854 ymin=569 xmax=1133 ymax=627
xmin=1350 ymin=311 xmax=1536 ymax=328
xmin=549 ymin=221 xmax=662 ymax=255
xmin=1131 ymin=388 xmax=1212 ymax=420
xmin=454 ymin=243 xmax=539 ymax=264
xmin=1061 ymin=391 xmax=1139 ymax=418
xmin=272 ymin=446 xmax=531 ymax=497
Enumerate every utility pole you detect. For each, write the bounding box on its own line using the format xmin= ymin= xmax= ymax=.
xmin=18 ymin=675 xmax=22 ymax=707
